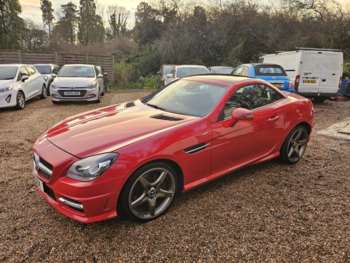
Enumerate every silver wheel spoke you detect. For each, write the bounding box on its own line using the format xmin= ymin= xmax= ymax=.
xmin=158 ymin=188 xmax=175 ymax=198
xmin=288 ymin=146 xmax=295 ymax=157
xmin=139 ymin=177 xmax=151 ymax=189
xmin=131 ymin=192 xmax=147 ymax=208
xmin=153 ymin=171 xmax=167 ymax=188
xmin=148 ymin=198 xmax=157 ymax=216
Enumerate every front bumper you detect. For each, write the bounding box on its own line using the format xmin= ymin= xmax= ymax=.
xmin=51 ymin=88 xmax=98 ymax=102
xmin=0 ymin=90 xmax=17 ymax=108
xmin=33 ymin=138 xmax=121 ymax=224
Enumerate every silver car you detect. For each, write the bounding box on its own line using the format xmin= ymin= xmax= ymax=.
xmin=50 ymin=64 xmax=105 ymax=103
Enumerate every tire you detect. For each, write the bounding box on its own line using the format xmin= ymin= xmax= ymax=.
xmin=52 ymin=100 xmax=60 ymax=104
xmin=280 ymin=125 xmax=310 ymax=164
xmin=118 ymin=162 xmax=178 ymax=222
xmin=313 ymin=96 xmax=327 ymax=103
xmin=40 ymin=84 xmax=47 ymax=99
xmin=16 ymin=91 xmax=25 ymax=110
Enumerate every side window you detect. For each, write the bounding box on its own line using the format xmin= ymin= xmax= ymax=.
xmin=219 ymin=84 xmax=284 ymax=120
xmin=17 ymin=67 xmax=29 ymax=81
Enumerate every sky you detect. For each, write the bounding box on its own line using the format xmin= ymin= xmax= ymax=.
xmin=19 ymin=0 xmax=350 ymax=27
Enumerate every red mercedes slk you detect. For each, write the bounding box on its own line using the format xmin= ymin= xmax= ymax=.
xmin=33 ymin=75 xmax=314 ymax=223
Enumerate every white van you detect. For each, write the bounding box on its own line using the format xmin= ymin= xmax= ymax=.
xmin=262 ymin=48 xmax=343 ymax=102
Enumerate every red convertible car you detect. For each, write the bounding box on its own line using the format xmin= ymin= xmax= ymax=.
xmin=33 ymin=75 xmax=314 ymax=223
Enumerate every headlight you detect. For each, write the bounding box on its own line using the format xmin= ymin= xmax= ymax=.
xmin=0 ymin=87 xmax=11 ymax=93
xmin=86 ymin=83 xmax=97 ymax=89
xmin=66 ymin=153 xmax=118 ymax=181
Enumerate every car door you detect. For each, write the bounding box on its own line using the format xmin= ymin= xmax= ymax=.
xmin=18 ymin=66 xmax=31 ymax=99
xmin=29 ymin=66 xmax=43 ymax=96
xmin=210 ymin=84 xmax=286 ymax=175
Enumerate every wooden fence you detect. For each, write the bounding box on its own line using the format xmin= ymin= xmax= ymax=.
xmin=0 ymin=50 xmax=115 ymax=82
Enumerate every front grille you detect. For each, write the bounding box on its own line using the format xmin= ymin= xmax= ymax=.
xmin=58 ymin=90 xmax=87 ymax=97
xmin=33 ymin=153 xmax=53 ymax=179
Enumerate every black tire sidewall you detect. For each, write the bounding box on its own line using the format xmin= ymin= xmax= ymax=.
xmin=118 ymin=162 xmax=178 ymax=222
xmin=16 ymin=91 xmax=25 ymax=109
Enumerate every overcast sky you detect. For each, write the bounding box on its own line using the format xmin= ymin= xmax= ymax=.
xmin=20 ymin=0 xmax=350 ymax=27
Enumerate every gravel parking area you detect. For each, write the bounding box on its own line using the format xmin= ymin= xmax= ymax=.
xmin=0 ymin=93 xmax=350 ymax=263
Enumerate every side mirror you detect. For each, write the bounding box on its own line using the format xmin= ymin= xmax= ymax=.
xmin=103 ymin=72 xmax=108 ymax=77
xmin=52 ymin=73 xmax=57 ymax=78
xmin=228 ymin=108 xmax=253 ymax=126
xmin=21 ymin=75 xmax=29 ymax=82
xmin=97 ymin=74 xmax=103 ymax=78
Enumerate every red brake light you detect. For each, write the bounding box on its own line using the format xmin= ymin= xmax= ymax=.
xmin=294 ymin=75 xmax=300 ymax=92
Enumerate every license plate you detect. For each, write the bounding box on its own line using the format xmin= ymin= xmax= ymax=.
xmin=64 ymin=91 xmax=80 ymax=96
xmin=34 ymin=177 xmax=44 ymax=192
xmin=303 ymin=79 xmax=317 ymax=84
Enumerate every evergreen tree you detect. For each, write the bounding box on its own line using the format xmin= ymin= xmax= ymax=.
xmin=40 ymin=0 xmax=54 ymax=38
xmin=0 ymin=0 xmax=24 ymax=49
xmin=52 ymin=2 xmax=78 ymax=44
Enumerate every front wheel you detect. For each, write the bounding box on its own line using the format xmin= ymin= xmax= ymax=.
xmin=313 ymin=96 xmax=327 ymax=103
xmin=16 ymin=91 xmax=25 ymax=110
xmin=280 ymin=125 xmax=310 ymax=164
xmin=119 ymin=162 xmax=178 ymax=222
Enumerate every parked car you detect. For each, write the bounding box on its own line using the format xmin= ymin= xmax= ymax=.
xmin=163 ymin=65 xmax=210 ymax=85
xmin=34 ymin=64 xmax=60 ymax=94
xmin=210 ymin=66 xmax=234 ymax=74
xmin=50 ymin=64 xmax=105 ymax=103
xmin=262 ymin=48 xmax=343 ymax=102
xmin=233 ymin=63 xmax=292 ymax=92
xmin=0 ymin=64 xmax=47 ymax=110
xmin=33 ymin=75 xmax=314 ymax=223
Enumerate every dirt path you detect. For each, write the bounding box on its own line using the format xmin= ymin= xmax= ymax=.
xmin=0 ymin=94 xmax=349 ymax=262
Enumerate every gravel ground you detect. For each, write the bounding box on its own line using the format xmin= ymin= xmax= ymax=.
xmin=0 ymin=92 xmax=349 ymax=263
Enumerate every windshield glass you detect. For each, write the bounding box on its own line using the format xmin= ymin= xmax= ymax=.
xmin=0 ymin=66 xmax=18 ymax=80
xmin=58 ymin=66 xmax=95 ymax=78
xmin=146 ymin=79 xmax=227 ymax=117
xmin=34 ymin=65 xmax=52 ymax=74
xmin=176 ymin=67 xmax=209 ymax=78
xmin=255 ymin=65 xmax=286 ymax=76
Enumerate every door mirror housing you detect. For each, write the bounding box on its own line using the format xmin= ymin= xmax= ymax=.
xmin=228 ymin=108 xmax=253 ymax=126
xmin=97 ymin=74 xmax=103 ymax=78
xmin=52 ymin=73 xmax=57 ymax=78
xmin=21 ymin=74 xmax=29 ymax=82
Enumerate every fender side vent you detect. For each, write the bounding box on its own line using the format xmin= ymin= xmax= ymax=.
xmin=151 ymin=114 xmax=183 ymax=121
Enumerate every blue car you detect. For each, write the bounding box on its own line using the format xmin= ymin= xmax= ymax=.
xmin=233 ymin=63 xmax=293 ymax=92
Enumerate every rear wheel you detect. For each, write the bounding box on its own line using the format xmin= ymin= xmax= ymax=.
xmin=119 ymin=162 xmax=178 ymax=222
xmin=280 ymin=125 xmax=310 ymax=164
xmin=16 ymin=91 xmax=25 ymax=110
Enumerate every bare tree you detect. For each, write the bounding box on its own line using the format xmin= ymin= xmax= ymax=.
xmin=107 ymin=5 xmax=129 ymax=38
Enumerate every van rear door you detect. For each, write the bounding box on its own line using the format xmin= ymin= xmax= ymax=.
xmin=300 ymin=51 xmax=342 ymax=95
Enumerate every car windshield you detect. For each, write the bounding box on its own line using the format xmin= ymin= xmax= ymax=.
xmin=176 ymin=67 xmax=209 ymax=78
xmin=0 ymin=66 xmax=18 ymax=80
xmin=58 ymin=66 xmax=95 ymax=78
xmin=255 ymin=65 xmax=286 ymax=76
xmin=34 ymin=65 xmax=52 ymax=74
xmin=146 ymin=79 xmax=227 ymax=117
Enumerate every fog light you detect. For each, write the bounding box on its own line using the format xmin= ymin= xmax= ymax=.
xmin=5 ymin=95 xmax=11 ymax=103
xmin=58 ymin=197 xmax=84 ymax=211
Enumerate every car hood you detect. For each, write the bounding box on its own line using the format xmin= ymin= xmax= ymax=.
xmin=46 ymin=100 xmax=196 ymax=158
xmin=53 ymin=77 xmax=95 ymax=88
xmin=0 ymin=80 xmax=14 ymax=87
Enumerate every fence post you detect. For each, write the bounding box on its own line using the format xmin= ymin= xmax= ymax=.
xmin=112 ymin=54 xmax=115 ymax=83
xmin=17 ymin=50 xmax=22 ymax=63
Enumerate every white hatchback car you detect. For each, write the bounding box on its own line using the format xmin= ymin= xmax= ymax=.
xmin=0 ymin=64 xmax=47 ymax=110
xmin=50 ymin=64 xmax=105 ymax=103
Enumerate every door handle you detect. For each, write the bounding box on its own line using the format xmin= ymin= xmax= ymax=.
xmin=268 ymin=115 xmax=280 ymax=122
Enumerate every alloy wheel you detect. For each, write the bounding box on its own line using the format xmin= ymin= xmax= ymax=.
xmin=17 ymin=92 xmax=25 ymax=109
xmin=128 ymin=167 xmax=176 ymax=220
xmin=287 ymin=128 xmax=309 ymax=163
